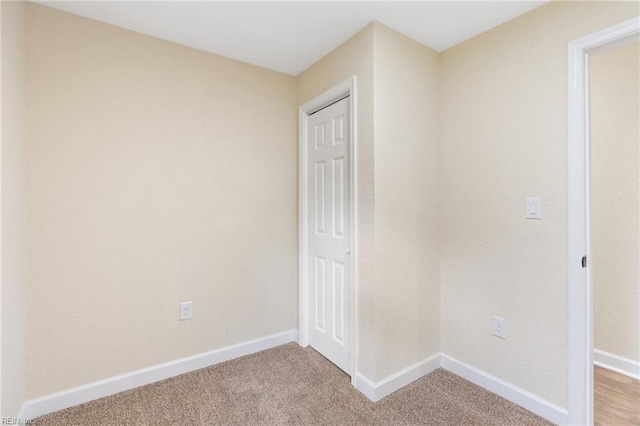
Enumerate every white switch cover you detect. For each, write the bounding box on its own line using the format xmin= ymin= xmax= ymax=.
xmin=526 ymin=197 xmax=542 ymax=219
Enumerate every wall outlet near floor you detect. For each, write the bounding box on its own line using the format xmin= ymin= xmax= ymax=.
xmin=492 ymin=316 xmax=506 ymax=339
xmin=180 ymin=301 xmax=192 ymax=320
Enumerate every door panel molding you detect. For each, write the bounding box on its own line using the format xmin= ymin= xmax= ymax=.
xmin=299 ymin=77 xmax=357 ymax=384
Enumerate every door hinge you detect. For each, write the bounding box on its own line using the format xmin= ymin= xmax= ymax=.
xmin=581 ymin=256 xmax=587 ymax=268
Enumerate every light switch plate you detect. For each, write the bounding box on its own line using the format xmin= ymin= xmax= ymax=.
xmin=526 ymin=197 xmax=542 ymax=219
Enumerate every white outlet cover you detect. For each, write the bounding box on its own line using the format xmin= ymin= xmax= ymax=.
xmin=180 ymin=301 xmax=192 ymax=320
xmin=492 ymin=316 xmax=506 ymax=339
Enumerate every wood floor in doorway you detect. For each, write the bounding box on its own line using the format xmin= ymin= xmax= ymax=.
xmin=595 ymin=365 xmax=640 ymax=426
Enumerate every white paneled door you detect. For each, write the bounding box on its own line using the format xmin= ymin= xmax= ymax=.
xmin=308 ymin=97 xmax=352 ymax=375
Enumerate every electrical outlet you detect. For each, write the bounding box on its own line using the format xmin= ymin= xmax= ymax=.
xmin=180 ymin=302 xmax=192 ymax=320
xmin=492 ymin=316 xmax=506 ymax=339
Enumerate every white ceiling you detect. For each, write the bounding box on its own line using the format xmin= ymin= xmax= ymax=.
xmin=38 ymin=1 xmax=548 ymax=76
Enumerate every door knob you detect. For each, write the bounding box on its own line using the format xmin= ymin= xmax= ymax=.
xmin=346 ymin=249 xmax=351 ymax=255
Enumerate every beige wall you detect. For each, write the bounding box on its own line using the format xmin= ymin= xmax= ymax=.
xmin=298 ymin=23 xmax=441 ymax=381
xmin=440 ymin=1 xmax=639 ymax=408
xmin=372 ymin=23 xmax=440 ymax=380
xmin=591 ymin=40 xmax=640 ymax=363
xmin=297 ymin=24 xmax=377 ymax=378
xmin=1 ymin=0 xmax=27 ymax=417
xmin=17 ymin=0 xmax=640 ymax=409
xmin=25 ymin=4 xmax=298 ymax=398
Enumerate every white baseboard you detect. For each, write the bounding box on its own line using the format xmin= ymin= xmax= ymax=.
xmin=355 ymin=353 xmax=566 ymax=425
xmin=354 ymin=373 xmax=377 ymax=401
xmin=21 ymin=338 xmax=572 ymax=425
xmin=594 ymin=348 xmax=640 ymax=379
xmin=441 ymin=354 xmax=568 ymax=425
xmin=22 ymin=330 xmax=298 ymax=420
xmin=355 ymin=352 xmax=441 ymax=402
xmin=17 ymin=402 xmax=27 ymax=423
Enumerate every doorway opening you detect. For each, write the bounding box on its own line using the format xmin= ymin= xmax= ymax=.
xmin=589 ymin=37 xmax=640 ymax=425
xmin=567 ymin=17 xmax=640 ymax=426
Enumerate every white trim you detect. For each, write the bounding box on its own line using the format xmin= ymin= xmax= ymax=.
xmin=298 ymin=108 xmax=309 ymax=348
xmin=354 ymin=373 xmax=377 ymax=401
xmin=351 ymin=79 xmax=358 ymax=388
xmin=354 ymin=352 xmax=566 ymax=425
xmin=567 ymin=16 xmax=640 ymax=426
xmin=20 ymin=346 xmax=575 ymax=424
xmin=441 ymin=354 xmax=568 ymax=425
xmin=355 ymin=352 xmax=441 ymax=402
xmin=21 ymin=330 xmax=298 ymax=420
xmin=593 ymin=349 xmax=640 ymax=380
xmin=298 ymin=76 xmax=358 ymax=384
xmin=17 ymin=403 xmax=27 ymax=422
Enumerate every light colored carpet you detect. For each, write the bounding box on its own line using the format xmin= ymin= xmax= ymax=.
xmin=32 ymin=343 xmax=552 ymax=425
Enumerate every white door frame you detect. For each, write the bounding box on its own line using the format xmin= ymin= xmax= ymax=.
xmin=298 ymin=77 xmax=358 ymax=384
xmin=567 ymin=17 xmax=640 ymax=426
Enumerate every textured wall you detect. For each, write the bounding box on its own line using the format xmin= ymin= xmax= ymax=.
xmin=26 ymin=4 xmax=298 ymax=398
xmin=21 ymin=0 xmax=640 ymax=407
xmin=297 ymin=24 xmax=377 ymax=378
xmin=440 ymin=1 xmax=639 ymax=408
xmin=297 ymin=23 xmax=441 ymax=382
xmin=372 ymin=23 xmax=440 ymax=381
xmin=1 ymin=0 xmax=27 ymax=417
xmin=591 ymin=41 xmax=639 ymax=362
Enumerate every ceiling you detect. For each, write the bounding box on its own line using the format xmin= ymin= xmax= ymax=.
xmin=38 ymin=1 xmax=549 ymax=76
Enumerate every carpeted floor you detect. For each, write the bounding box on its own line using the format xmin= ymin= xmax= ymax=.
xmin=32 ymin=343 xmax=552 ymax=425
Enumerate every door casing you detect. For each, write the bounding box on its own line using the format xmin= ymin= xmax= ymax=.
xmin=299 ymin=77 xmax=357 ymax=385
xmin=567 ymin=17 xmax=640 ymax=426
